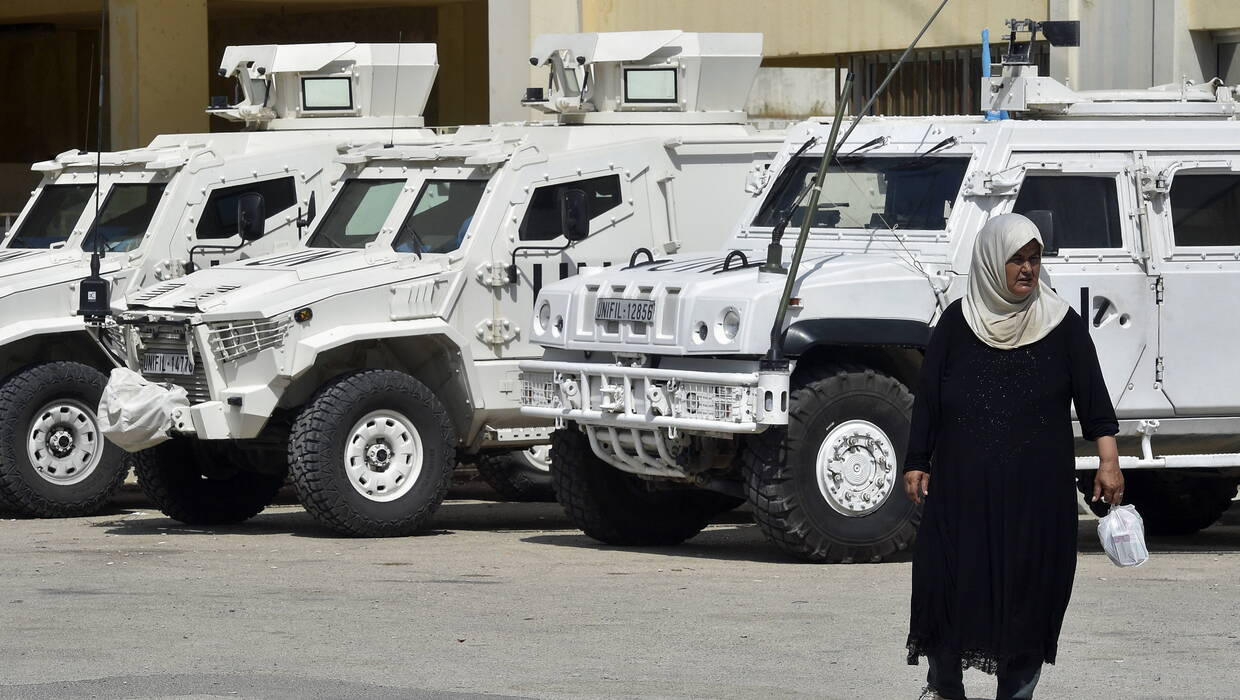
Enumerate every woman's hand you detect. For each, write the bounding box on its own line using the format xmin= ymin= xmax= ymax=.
xmin=1092 ymin=435 xmax=1124 ymax=505
xmin=904 ymin=470 xmax=930 ymax=505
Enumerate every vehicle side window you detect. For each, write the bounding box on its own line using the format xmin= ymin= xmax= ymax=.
xmin=196 ymin=177 xmax=298 ymax=240
xmin=1013 ymin=175 xmax=1123 ymax=249
xmin=518 ymin=174 xmax=622 ymax=241
xmin=1168 ymin=174 xmax=1240 ymax=247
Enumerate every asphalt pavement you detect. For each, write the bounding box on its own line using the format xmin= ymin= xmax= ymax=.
xmin=1 ymin=483 xmax=1237 ymax=700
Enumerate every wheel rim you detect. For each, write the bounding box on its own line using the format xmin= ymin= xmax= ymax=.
xmin=344 ymin=410 xmax=424 ymax=503
xmin=523 ymin=445 xmax=551 ymax=473
xmin=814 ymin=419 xmax=897 ymax=517
xmin=27 ymin=399 xmax=105 ymax=486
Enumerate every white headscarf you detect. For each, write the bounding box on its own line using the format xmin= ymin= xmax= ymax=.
xmin=962 ymin=213 xmax=1070 ymax=350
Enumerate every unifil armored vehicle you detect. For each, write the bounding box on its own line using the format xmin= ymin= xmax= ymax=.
xmin=0 ymin=42 xmax=440 ymax=517
xmin=520 ymin=21 xmax=1240 ymax=563
xmin=99 ymin=31 xmax=786 ymax=535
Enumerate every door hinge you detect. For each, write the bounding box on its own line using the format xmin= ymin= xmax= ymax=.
xmin=475 ymin=317 xmax=519 ymax=346
xmin=1153 ymin=276 xmax=1164 ymax=304
xmin=1155 ymin=356 xmax=1165 ymax=383
xmin=474 ymin=261 xmax=510 ymax=289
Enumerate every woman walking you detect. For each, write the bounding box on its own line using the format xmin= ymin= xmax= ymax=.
xmin=902 ymin=214 xmax=1125 ymax=700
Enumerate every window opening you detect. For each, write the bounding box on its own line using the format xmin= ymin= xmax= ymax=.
xmin=82 ymin=183 xmax=167 ymax=253
xmin=519 ymin=175 xmax=622 ymax=241
xmin=392 ymin=179 xmax=488 ymax=254
xmin=753 ymin=155 xmax=968 ymax=231
xmin=7 ymin=184 xmax=95 ymax=249
xmin=307 ymin=179 xmax=404 ymax=249
xmin=624 ymin=68 xmax=677 ymax=103
xmin=302 ymin=77 xmax=353 ymax=111
xmin=1013 ymin=175 xmax=1123 ymax=249
xmin=196 ymin=177 xmax=297 ymax=240
xmin=1169 ymin=173 xmax=1240 ymax=247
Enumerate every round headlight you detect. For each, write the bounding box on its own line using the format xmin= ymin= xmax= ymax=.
xmin=536 ymin=301 xmax=551 ymax=332
xmin=717 ymin=307 xmax=741 ymax=342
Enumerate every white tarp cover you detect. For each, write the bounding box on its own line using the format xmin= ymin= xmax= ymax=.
xmin=1097 ymin=504 xmax=1149 ymax=568
xmin=98 ymin=368 xmax=190 ymax=452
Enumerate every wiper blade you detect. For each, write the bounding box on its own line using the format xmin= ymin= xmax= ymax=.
xmin=915 ymin=136 xmax=958 ymax=160
xmin=845 ymin=136 xmax=888 ymax=158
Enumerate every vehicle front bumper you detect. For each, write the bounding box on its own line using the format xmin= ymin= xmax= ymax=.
xmin=518 ymin=358 xmax=790 ymax=435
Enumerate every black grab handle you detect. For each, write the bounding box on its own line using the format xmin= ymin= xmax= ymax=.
xmin=720 ymin=249 xmax=749 ymax=272
xmin=627 ymin=247 xmax=656 ymax=268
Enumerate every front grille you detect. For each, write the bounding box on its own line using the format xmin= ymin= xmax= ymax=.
xmin=675 ymin=382 xmax=745 ymax=423
xmin=206 ymin=317 xmax=290 ymax=362
xmin=137 ymin=323 xmax=211 ymax=404
xmin=520 ymin=372 xmax=557 ymax=408
xmin=585 ymin=283 xmax=678 ymax=345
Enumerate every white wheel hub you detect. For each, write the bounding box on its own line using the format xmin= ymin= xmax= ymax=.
xmin=522 ymin=445 xmax=551 ymax=473
xmin=27 ymin=399 xmax=104 ymax=486
xmin=344 ymin=410 xmax=423 ymax=503
xmin=815 ymin=419 xmax=896 ymax=517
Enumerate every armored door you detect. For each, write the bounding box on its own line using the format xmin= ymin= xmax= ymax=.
xmin=1143 ymin=154 xmax=1240 ymax=415
xmin=488 ymin=154 xmax=651 ymax=360
xmin=1002 ymin=153 xmax=1162 ymax=417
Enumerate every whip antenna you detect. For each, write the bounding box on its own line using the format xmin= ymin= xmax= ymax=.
xmin=77 ymin=2 xmax=111 ymax=321
xmin=389 ymin=32 xmax=403 ymax=147
xmin=763 ymin=0 xmax=950 ymax=364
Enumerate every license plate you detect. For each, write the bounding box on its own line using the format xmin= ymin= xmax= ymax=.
xmin=595 ymin=298 xmax=655 ymax=323
xmin=142 ymin=351 xmax=193 ymax=376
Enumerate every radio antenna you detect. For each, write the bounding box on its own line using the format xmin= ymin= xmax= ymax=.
xmin=93 ymin=2 xmax=106 ymax=260
xmin=389 ymin=32 xmax=403 ymax=147
xmin=763 ymin=0 xmax=950 ymax=364
xmin=77 ymin=2 xmax=111 ymax=321
xmin=82 ymin=42 xmax=95 ymax=152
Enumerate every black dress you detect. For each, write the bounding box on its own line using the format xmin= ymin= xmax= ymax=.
xmin=904 ymin=300 xmax=1118 ymax=674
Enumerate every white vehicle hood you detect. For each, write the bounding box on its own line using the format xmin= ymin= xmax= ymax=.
xmin=0 ymin=248 xmax=128 ymax=303
xmin=122 ymin=248 xmax=445 ymax=319
xmin=534 ymin=250 xmax=945 ymax=355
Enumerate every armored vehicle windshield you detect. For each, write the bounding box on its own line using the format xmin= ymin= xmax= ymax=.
xmin=6 ymin=184 xmax=96 ymax=249
xmin=753 ymin=154 xmax=969 ymax=232
xmin=81 ymin=183 xmax=167 ymax=253
xmin=307 ymin=174 xmax=489 ymax=254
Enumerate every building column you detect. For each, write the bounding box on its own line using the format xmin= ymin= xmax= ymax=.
xmin=437 ymin=1 xmax=490 ymax=127
xmin=108 ymin=0 xmax=208 ymax=150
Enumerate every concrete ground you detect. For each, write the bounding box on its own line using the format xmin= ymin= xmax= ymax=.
xmin=1 ymin=483 xmax=1237 ymax=700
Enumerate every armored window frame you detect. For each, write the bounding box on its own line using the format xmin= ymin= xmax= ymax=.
xmin=195 ymin=177 xmax=298 ymax=240
xmin=623 ymin=67 xmax=677 ymax=104
xmin=301 ymin=76 xmax=354 ymax=111
xmin=1012 ymin=174 xmax=1124 ymax=251
xmin=518 ymin=174 xmax=623 ymax=242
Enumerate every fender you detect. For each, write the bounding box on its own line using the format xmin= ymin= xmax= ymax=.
xmin=0 ymin=316 xmax=88 ymax=348
xmin=291 ymin=318 xmax=484 ymax=407
xmin=782 ymin=317 xmax=931 ymax=356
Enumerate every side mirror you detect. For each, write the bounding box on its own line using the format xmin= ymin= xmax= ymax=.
xmin=560 ymin=188 xmax=590 ymax=242
xmin=237 ymin=192 xmax=266 ymax=241
xmin=1024 ymin=209 xmax=1057 ymax=257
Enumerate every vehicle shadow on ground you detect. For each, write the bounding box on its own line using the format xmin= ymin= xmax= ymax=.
xmin=521 ymin=510 xmax=919 ymax=565
xmin=1076 ymin=500 xmax=1240 ymax=555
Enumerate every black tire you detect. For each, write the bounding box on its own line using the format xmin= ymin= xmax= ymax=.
xmin=476 ymin=447 xmax=555 ymax=502
xmin=742 ymin=365 xmax=919 ymax=564
xmin=549 ymin=426 xmax=732 ymax=546
xmin=1078 ymin=470 xmax=1239 ymax=535
xmin=133 ymin=438 xmax=285 ymax=525
xmin=0 ymin=361 xmax=129 ymax=517
xmin=288 ymin=369 xmax=456 ymax=537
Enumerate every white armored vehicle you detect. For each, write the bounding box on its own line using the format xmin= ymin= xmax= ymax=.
xmin=521 ymin=22 xmax=1240 ymax=562
xmin=103 ymin=32 xmax=785 ymax=533
xmin=0 ymin=42 xmax=439 ymax=517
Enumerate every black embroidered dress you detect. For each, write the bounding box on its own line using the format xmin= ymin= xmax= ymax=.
xmin=904 ymin=300 xmax=1118 ymax=673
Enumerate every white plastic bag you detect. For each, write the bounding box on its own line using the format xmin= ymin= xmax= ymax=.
xmin=97 ymin=367 xmax=190 ymax=452
xmin=1097 ymin=504 xmax=1149 ymax=568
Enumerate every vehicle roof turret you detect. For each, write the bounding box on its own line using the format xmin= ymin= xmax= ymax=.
xmin=522 ymin=31 xmax=762 ymax=125
xmin=209 ymin=42 xmax=438 ymax=130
